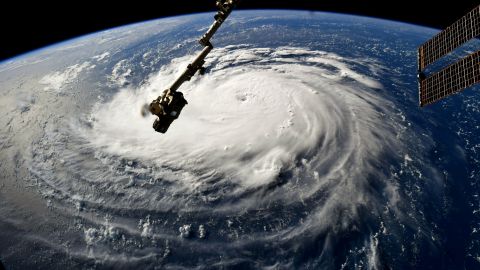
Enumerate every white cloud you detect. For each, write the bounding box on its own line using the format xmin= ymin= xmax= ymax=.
xmin=39 ymin=61 xmax=92 ymax=91
xmin=80 ymin=46 xmax=405 ymax=217
xmin=92 ymin=52 xmax=110 ymax=62
xmin=109 ymin=59 xmax=132 ymax=87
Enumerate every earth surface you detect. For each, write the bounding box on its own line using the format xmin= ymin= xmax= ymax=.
xmin=1 ymin=10 xmax=480 ymax=270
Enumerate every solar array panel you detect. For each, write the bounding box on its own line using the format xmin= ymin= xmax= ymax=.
xmin=418 ymin=5 xmax=480 ymax=106
xmin=418 ymin=5 xmax=480 ymax=70
xmin=420 ymin=50 xmax=480 ymax=106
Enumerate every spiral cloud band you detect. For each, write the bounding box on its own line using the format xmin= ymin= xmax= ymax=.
xmin=29 ymin=45 xmax=410 ymax=268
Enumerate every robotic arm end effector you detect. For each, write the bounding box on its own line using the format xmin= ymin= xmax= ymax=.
xmin=143 ymin=90 xmax=188 ymax=133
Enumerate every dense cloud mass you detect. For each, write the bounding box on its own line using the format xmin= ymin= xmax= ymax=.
xmin=22 ymin=45 xmax=415 ymax=267
xmin=80 ymin=46 xmax=398 ymax=211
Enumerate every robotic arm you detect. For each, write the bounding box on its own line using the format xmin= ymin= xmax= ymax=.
xmin=147 ymin=0 xmax=239 ymax=133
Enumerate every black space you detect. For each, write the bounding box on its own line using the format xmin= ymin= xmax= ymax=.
xmin=2 ymin=0 xmax=479 ymax=61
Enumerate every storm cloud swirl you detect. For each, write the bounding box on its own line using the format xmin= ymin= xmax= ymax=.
xmin=29 ymin=46 xmax=418 ymax=268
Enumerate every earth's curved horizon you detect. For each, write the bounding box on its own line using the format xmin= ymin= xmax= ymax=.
xmin=0 ymin=10 xmax=443 ymax=65
xmin=1 ymin=10 xmax=480 ymax=270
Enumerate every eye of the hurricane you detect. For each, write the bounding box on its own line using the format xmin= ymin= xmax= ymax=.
xmin=73 ymin=45 xmax=397 ymax=212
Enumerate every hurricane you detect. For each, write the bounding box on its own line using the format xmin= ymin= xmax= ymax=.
xmin=17 ymin=44 xmax=438 ymax=269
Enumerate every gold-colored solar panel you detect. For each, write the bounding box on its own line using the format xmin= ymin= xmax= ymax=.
xmin=420 ymin=50 xmax=480 ymax=106
xmin=418 ymin=5 xmax=480 ymax=70
xmin=418 ymin=5 xmax=480 ymax=106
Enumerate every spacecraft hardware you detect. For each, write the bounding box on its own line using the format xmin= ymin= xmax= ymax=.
xmin=418 ymin=5 xmax=480 ymax=106
xmin=147 ymin=0 xmax=239 ymax=133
